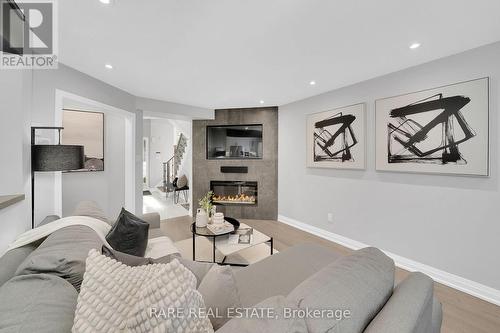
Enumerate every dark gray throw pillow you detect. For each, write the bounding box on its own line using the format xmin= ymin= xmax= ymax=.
xmin=105 ymin=208 xmax=149 ymax=257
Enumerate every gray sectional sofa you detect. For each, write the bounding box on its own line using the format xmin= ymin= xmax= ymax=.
xmin=0 ymin=201 xmax=442 ymax=332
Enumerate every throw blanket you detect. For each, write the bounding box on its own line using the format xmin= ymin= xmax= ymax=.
xmin=2 ymin=216 xmax=180 ymax=259
xmin=2 ymin=216 xmax=112 ymax=256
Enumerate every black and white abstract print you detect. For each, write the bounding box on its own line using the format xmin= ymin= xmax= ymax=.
xmin=314 ymin=112 xmax=357 ymax=162
xmin=376 ymin=78 xmax=489 ymax=176
xmin=307 ymin=103 xmax=365 ymax=169
xmin=387 ymin=93 xmax=476 ymax=165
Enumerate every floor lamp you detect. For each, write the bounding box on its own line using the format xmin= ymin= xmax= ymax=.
xmin=31 ymin=127 xmax=85 ymax=229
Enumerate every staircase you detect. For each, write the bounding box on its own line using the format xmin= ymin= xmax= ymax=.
xmin=162 ymin=133 xmax=188 ymax=193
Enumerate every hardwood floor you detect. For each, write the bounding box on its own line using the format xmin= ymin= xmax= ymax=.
xmin=161 ymin=216 xmax=500 ymax=333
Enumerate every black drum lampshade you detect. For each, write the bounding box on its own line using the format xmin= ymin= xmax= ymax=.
xmin=32 ymin=145 xmax=85 ymax=171
xmin=30 ymin=126 xmax=86 ymax=229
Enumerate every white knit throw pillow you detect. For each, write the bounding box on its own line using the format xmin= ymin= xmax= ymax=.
xmin=72 ymin=249 xmax=213 ymax=333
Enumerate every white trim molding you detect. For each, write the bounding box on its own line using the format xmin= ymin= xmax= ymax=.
xmin=278 ymin=214 xmax=500 ymax=306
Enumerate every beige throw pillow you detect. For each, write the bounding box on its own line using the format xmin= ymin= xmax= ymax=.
xmin=177 ymin=174 xmax=188 ymax=188
xmin=72 ymin=249 xmax=213 ymax=333
xmin=198 ymin=265 xmax=242 ymax=330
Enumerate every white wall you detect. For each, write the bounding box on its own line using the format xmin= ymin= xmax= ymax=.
xmin=31 ymin=64 xmax=142 ymax=223
xmin=62 ymin=110 xmax=126 ymax=219
xmin=148 ymin=120 xmax=175 ymax=187
xmin=279 ymin=42 xmax=500 ymax=291
xmin=0 ymin=68 xmax=32 ymax=252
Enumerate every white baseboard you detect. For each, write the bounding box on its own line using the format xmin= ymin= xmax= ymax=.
xmin=278 ymin=214 xmax=500 ymax=306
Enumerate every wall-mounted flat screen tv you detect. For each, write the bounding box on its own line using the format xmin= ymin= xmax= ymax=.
xmin=207 ymin=124 xmax=263 ymax=159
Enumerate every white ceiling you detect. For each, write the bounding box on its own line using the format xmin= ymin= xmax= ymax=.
xmin=59 ymin=0 xmax=500 ymax=109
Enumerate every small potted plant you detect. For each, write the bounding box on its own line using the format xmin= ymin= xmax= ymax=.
xmin=196 ymin=191 xmax=213 ymax=227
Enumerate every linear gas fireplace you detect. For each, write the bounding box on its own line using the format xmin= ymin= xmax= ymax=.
xmin=210 ymin=181 xmax=257 ymax=205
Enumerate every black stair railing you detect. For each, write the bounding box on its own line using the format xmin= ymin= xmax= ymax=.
xmin=162 ymin=133 xmax=187 ymax=193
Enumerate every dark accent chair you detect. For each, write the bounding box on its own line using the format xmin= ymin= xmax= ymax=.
xmin=172 ymin=177 xmax=189 ymax=204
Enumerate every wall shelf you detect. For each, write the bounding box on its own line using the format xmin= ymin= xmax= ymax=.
xmin=0 ymin=194 xmax=25 ymax=211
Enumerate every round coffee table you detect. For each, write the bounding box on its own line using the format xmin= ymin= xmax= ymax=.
xmin=191 ymin=223 xmax=233 ymax=263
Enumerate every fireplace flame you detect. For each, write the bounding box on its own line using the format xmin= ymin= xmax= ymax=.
xmin=212 ymin=194 xmax=256 ymax=203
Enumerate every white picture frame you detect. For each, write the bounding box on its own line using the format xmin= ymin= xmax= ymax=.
xmin=375 ymin=77 xmax=489 ymax=176
xmin=307 ymin=103 xmax=366 ymax=170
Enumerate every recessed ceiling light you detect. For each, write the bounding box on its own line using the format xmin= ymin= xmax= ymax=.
xmin=105 ymin=64 xmax=113 ymax=69
xmin=99 ymin=0 xmax=111 ymax=4
xmin=259 ymin=100 xmax=265 ymax=104
xmin=309 ymin=80 xmax=316 ymax=86
xmin=409 ymin=42 xmax=421 ymax=49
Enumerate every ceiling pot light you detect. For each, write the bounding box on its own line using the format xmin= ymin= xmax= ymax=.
xmin=259 ymin=100 xmax=264 ymax=104
xmin=409 ymin=42 xmax=421 ymax=49
xmin=105 ymin=64 xmax=113 ymax=69
xmin=99 ymin=0 xmax=111 ymax=4
xmin=309 ymin=80 xmax=316 ymax=85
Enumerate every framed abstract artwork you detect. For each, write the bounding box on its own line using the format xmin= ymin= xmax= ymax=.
xmin=62 ymin=109 xmax=105 ymax=172
xmin=307 ymin=103 xmax=366 ymax=169
xmin=375 ymin=77 xmax=489 ymax=176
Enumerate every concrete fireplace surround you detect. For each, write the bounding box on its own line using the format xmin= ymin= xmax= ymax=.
xmin=192 ymin=107 xmax=278 ymax=220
